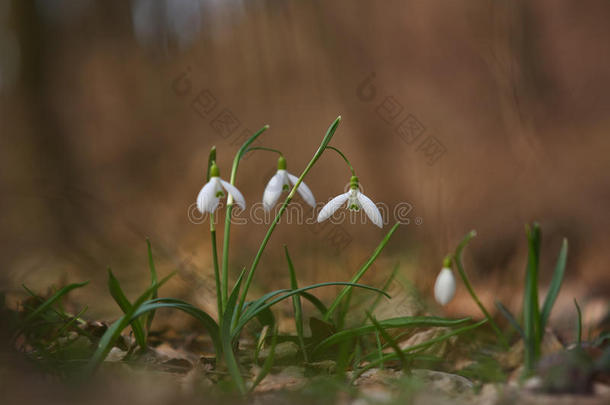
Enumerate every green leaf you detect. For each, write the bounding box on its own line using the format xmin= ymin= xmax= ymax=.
xmin=107 ymin=269 xmax=147 ymax=350
xmin=365 ymin=312 xmax=408 ymax=371
xmin=299 ymin=292 xmax=328 ymax=315
xmin=249 ymin=327 xmax=278 ymax=393
xmin=351 ymin=320 xmax=487 ymax=383
xmin=523 ymin=222 xmax=541 ymax=371
xmin=574 ymin=298 xmax=582 ymax=346
xmin=284 ymin=245 xmax=308 ymax=362
xmin=495 ymin=301 xmax=525 ymax=340
xmin=221 ymin=125 xmax=270 ymax=307
xmin=313 ymin=316 xmax=472 ymax=355
xmin=23 ymin=282 xmax=89 ymax=324
xmin=132 ymin=299 xmax=220 ymax=350
xmin=237 ymin=117 xmax=342 ymax=318
xmin=540 ymin=238 xmax=568 ymax=332
xmin=145 ymin=238 xmax=159 ymax=332
xmin=222 ymin=268 xmax=247 ymax=395
xmin=324 ymin=222 xmax=400 ymax=321
xmin=234 ymin=282 xmax=390 ymax=340
xmin=85 ymin=272 xmax=174 ymax=375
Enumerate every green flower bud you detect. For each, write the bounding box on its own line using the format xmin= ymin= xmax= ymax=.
xmin=210 ymin=162 xmax=220 ymax=178
xmin=350 ymin=175 xmax=359 ymax=189
xmin=277 ymin=155 xmax=287 ymax=170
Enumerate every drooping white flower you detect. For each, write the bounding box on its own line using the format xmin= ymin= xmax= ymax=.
xmin=316 ymin=176 xmax=383 ymax=227
xmin=434 ymin=267 xmax=456 ymax=306
xmin=263 ymin=156 xmax=315 ymax=211
xmin=196 ymin=163 xmax=245 ymax=214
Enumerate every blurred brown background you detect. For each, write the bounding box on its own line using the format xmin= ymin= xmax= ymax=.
xmin=1 ymin=0 xmax=608 ymax=328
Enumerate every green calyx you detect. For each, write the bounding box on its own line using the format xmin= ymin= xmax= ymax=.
xmin=277 ymin=155 xmax=287 ymax=170
xmin=443 ymin=255 xmax=453 ymax=268
xmin=210 ymin=162 xmax=220 ymax=178
xmin=350 ymin=175 xmax=359 ymax=190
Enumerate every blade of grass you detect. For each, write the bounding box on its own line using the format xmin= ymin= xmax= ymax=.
xmin=574 ymin=298 xmax=582 ymax=346
xmin=365 ymin=311 xmax=408 ymax=371
xmin=454 ymin=230 xmax=508 ymax=348
xmin=221 ymin=268 xmax=247 ymax=395
xmin=368 ymin=262 xmax=400 ymax=316
xmin=237 ymin=117 xmax=342 ymax=318
xmin=495 ymin=301 xmax=525 ymax=340
xmin=284 ymin=245 xmax=308 ymax=362
xmin=540 ymin=238 xmax=568 ymax=332
xmin=107 ymin=269 xmax=147 ymax=350
xmin=324 ymin=222 xmax=400 ymax=321
xmin=253 ymin=325 xmax=269 ymax=365
xmin=234 ymin=281 xmax=389 ymax=339
xmin=85 ymin=272 xmax=174 ymax=375
xmin=145 ymin=238 xmax=159 ymax=332
xmin=249 ymin=326 xmax=278 ymax=393
xmin=375 ymin=331 xmax=384 ymax=370
xmin=221 ymin=126 xmax=270 ymax=307
xmin=23 ymin=282 xmax=89 ymax=324
xmin=313 ymin=316 xmax=471 ymax=355
xmin=351 ymin=319 xmax=487 ymax=383
xmin=523 ymin=223 xmax=541 ymax=371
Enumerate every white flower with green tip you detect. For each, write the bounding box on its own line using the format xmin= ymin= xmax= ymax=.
xmin=317 ymin=176 xmax=383 ymax=227
xmin=197 ymin=163 xmax=245 ymax=214
xmin=263 ymin=156 xmax=316 ymax=211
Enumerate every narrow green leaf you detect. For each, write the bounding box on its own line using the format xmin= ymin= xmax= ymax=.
xmin=365 ymin=312 xmax=408 ymax=371
xmin=85 ymin=272 xmax=174 ymax=375
xmin=300 ymin=292 xmax=328 ymax=315
xmin=234 ymin=282 xmax=390 ymax=339
xmin=284 ymin=245 xmax=307 ymax=362
xmin=132 ymin=299 xmax=220 ymax=351
xmin=324 ymin=222 xmax=400 ymax=321
xmin=495 ymin=301 xmax=525 ymax=340
xmin=249 ymin=327 xmax=278 ymax=393
xmin=523 ymin=222 xmax=541 ymax=371
xmin=221 ymin=125 xmax=270 ymax=307
xmin=23 ymin=282 xmax=88 ymax=324
xmin=351 ymin=319 xmax=487 ymax=383
xmin=145 ymin=238 xmax=159 ymax=332
xmin=107 ymin=269 xmax=147 ymax=350
xmin=222 ymin=268 xmax=247 ymax=395
xmin=574 ymin=298 xmax=582 ymax=346
xmin=313 ymin=316 xmax=471 ymax=355
xmin=237 ymin=117 xmax=342 ymax=318
xmin=540 ymin=238 xmax=568 ymax=332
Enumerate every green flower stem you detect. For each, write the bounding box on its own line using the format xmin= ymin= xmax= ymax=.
xmin=323 ymin=222 xmax=400 ymax=321
xmin=235 ymin=116 xmax=342 ymax=320
xmin=325 ymin=146 xmax=356 ymax=176
xmin=210 ymin=214 xmax=222 ymax=322
xmin=220 ymin=125 xmax=269 ymax=311
xmin=454 ymin=230 xmax=509 ymax=348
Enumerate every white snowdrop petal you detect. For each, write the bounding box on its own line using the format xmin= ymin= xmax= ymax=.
xmin=357 ymin=192 xmax=383 ymax=228
xmin=434 ymin=268 xmax=456 ymax=306
xmin=287 ymin=172 xmax=316 ymax=208
xmin=263 ymin=172 xmax=284 ymax=211
xmin=197 ymin=180 xmax=219 ymax=213
xmin=220 ymin=179 xmax=246 ymax=210
xmin=317 ymin=192 xmax=350 ymax=222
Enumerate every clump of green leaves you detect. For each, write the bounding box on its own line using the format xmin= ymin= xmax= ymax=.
xmin=495 ymin=222 xmax=569 ymax=374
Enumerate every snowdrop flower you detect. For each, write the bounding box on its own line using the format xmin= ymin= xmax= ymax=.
xmin=196 ymin=162 xmax=245 ymax=214
xmin=263 ymin=156 xmax=315 ymax=211
xmin=317 ymin=176 xmax=383 ymax=227
xmin=434 ymin=258 xmax=456 ymax=306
